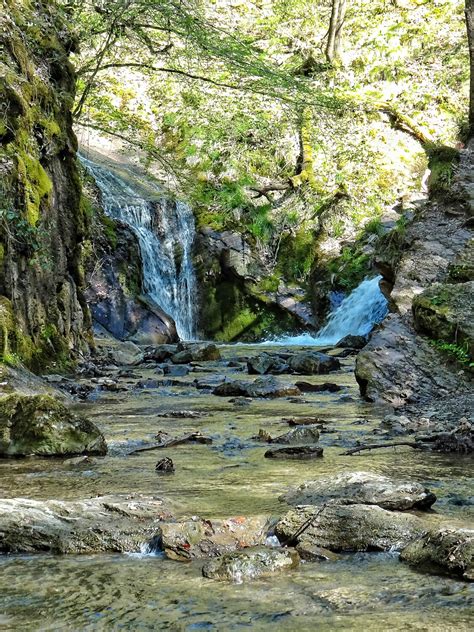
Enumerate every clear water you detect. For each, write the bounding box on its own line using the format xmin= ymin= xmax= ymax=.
xmin=272 ymin=277 xmax=388 ymax=346
xmin=80 ymin=156 xmax=197 ymax=340
xmin=0 ymin=344 xmax=472 ymax=630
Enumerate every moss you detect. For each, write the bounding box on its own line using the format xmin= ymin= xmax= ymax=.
xmin=16 ymin=152 xmax=53 ymax=226
xmin=0 ymin=296 xmax=14 ymax=360
xmin=427 ymin=145 xmax=460 ymax=198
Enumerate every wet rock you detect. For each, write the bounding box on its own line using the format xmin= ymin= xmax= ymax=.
xmin=163 ymin=365 xmax=190 ymax=377
xmin=295 ymin=542 xmax=340 ymax=562
xmin=400 ymin=527 xmax=474 ymax=581
xmin=135 ymin=379 xmax=161 ymax=390
xmin=264 ymin=446 xmax=323 ymax=460
xmin=0 ymin=495 xmax=173 ymax=554
xmin=275 ymin=504 xmax=425 ymax=552
xmin=110 ymin=341 xmax=144 ymax=366
xmin=202 ymin=546 xmax=299 ymax=582
xmin=155 ymin=457 xmax=175 ymax=473
xmin=194 ymin=376 xmax=226 ymax=390
xmin=159 ymin=515 xmax=272 ymax=561
xmin=213 ymin=376 xmax=300 ymax=399
xmin=156 ymin=410 xmax=205 ymax=419
xmin=336 ymin=334 xmax=367 ymax=349
xmin=173 ymin=343 xmax=221 ymax=363
xmin=284 ymin=416 xmax=328 ymax=426
xmin=295 ymin=381 xmax=343 ymax=393
xmin=247 ymin=353 xmax=275 ymax=375
xmin=281 ymin=471 xmax=436 ymax=510
xmin=272 ymin=426 xmax=320 ymax=445
xmin=0 ymin=394 xmax=107 ymax=457
xmin=288 ymin=352 xmax=340 ymax=375
xmin=144 ymin=344 xmax=177 ymax=362
xmin=230 ymin=397 xmax=253 ymax=406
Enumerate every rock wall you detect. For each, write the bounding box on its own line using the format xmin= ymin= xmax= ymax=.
xmin=355 ymin=143 xmax=474 ymax=408
xmin=0 ymin=0 xmax=90 ymax=371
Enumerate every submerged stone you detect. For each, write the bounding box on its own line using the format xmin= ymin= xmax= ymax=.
xmin=0 ymin=394 xmax=107 ymax=457
xmin=202 ymin=546 xmax=299 ymax=582
xmin=264 ymin=445 xmax=323 ymax=460
xmin=281 ymin=471 xmax=437 ymax=511
xmin=400 ymin=526 xmax=474 ymax=581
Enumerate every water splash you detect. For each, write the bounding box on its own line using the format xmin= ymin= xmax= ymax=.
xmin=80 ymin=156 xmax=197 ymax=340
xmin=272 ymin=276 xmax=388 ymax=346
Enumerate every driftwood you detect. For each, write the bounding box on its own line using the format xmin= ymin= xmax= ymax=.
xmin=340 ymin=441 xmax=426 ymax=456
xmin=129 ymin=432 xmax=212 ymax=455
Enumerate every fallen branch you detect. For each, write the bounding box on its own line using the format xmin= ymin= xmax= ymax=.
xmin=340 ymin=441 xmax=426 ymax=456
xmin=280 ymin=503 xmax=329 ymax=546
xmin=128 ymin=432 xmax=212 ymax=455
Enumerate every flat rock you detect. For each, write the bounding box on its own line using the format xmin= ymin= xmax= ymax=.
xmin=400 ymin=526 xmax=474 ymax=581
xmin=264 ymin=446 xmax=323 ymax=460
xmin=159 ymin=515 xmax=272 ymax=561
xmin=0 ymin=495 xmax=173 ymax=554
xmin=213 ymin=376 xmax=300 ymax=399
xmin=110 ymin=341 xmax=144 ymax=366
xmin=281 ymin=471 xmax=436 ymax=511
xmin=272 ymin=426 xmax=320 ymax=445
xmin=0 ymin=394 xmax=107 ymax=457
xmin=202 ymin=546 xmax=299 ymax=582
xmin=275 ymin=504 xmax=425 ymax=552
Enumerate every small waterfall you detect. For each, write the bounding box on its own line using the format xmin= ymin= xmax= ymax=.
xmin=273 ymin=276 xmax=388 ymax=346
xmin=80 ymin=156 xmax=197 ymax=340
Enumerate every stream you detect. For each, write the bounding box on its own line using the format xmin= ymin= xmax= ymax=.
xmin=0 ymin=342 xmax=472 ymax=630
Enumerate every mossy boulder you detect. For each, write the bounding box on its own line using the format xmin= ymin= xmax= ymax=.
xmin=412 ymin=282 xmax=474 ymax=359
xmin=400 ymin=527 xmax=474 ymax=581
xmin=0 ymin=394 xmax=107 ymax=457
xmin=202 ymin=546 xmax=299 ymax=582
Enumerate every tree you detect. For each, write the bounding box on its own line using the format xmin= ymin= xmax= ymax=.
xmin=325 ymin=0 xmax=347 ymax=63
xmin=466 ymin=0 xmax=474 ymax=136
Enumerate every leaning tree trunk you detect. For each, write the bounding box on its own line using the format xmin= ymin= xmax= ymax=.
xmin=466 ymin=0 xmax=474 ymax=137
xmin=325 ymin=0 xmax=347 ymax=63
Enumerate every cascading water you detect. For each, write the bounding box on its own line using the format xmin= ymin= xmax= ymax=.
xmin=273 ymin=276 xmax=388 ymax=346
xmin=80 ymin=156 xmax=197 ymax=340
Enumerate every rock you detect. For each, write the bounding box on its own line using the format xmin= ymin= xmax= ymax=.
xmin=284 ymin=416 xmax=328 ymax=426
xmin=175 ymin=342 xmax=221 ymax=362
xmin=202 ymin=546 xmax=299 ymax=582
xmin=295 ymin=542 xmax=339 ymax=562
xmin=110 ymin=341 xmax=144 ymax=366
xmin=0 ymin=394 xmax=107 ymax=457
xmin=171 ymin=350 xmax=193 ymax=364
xmin=144 ymin=344 xmax=177 ymax=362
xmin=247 ymin=353 xmax=275 ymax=375
xmin=155 ymin=457 xmax=175 ymax=473
xmin=213 ymin=376 xmax=300 ymax=399
xmin=295 ymin=381 xmax=343 ymax=393
xmin=272 ymin=426 xmax=320 ymax=445
xmin=281 ymin=471 xmax=436 ymax=510
xmin=275 ymin=504 xmax=425 ymax=552
xmin=336 ymin=334 xmax=367 ymax=349
xmin=135 ymin=379 xmax=161 ymax=390
xmin=0 ymin=495 xmax=173 ymax=554
xmin=264 ymin=446 xmax=323 ymax=460
xmin=413 ymin=281 xmax=474 ymax=359
xmin=159 ymin=515 xmax=272 ymax=561
xmin=156 ymin=410 xmax=205 ymax=419
xmin=288 ymin=352 xmax=340 ymax=375
xmin=163 ymin=365 xmax=190 ymax=377
xmin=400 ymin=527 xmax=474 ymax=581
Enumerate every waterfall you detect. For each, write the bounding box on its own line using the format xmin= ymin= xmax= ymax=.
xmin=80 ymin=156 xmax=197 ymax=340
xmin=272 ymin=276 xmax=388 ymax=346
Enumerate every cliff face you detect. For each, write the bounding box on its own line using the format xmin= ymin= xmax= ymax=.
xmin=0 ymin=0 xmax=90 ymax=371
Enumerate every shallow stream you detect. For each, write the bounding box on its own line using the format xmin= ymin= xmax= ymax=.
xmin=1 ymin=344 xmax=473 ymax=630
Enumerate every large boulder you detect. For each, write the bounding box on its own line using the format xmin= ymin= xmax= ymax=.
xmin=413 ymin=281 xmax=474 ymax=360
xmin=281 ymin=472 xmax=436 ymax=511
xmin=400 ymin=527 xmax=474 ymax=581
xmin=109 ymin=340 xmax=144 ymax=366
xmin=0 ymin=394 xmax=107 ymax=457
xmin=213 ymin=376 xmax=300 ymax=399
xmin=202 ymin=546 xmax=299 ymax=582
xmin=275 ymin=504 xmax=425 ymax=552
xmin=172 ymin=343 xmax=221 ymax=364
xmin=288 ymin=352 xmax=340 ymax=375
xmin=0 ymin=495 xmax=172 ymax=553
xmin=336 ymin=334 xmax=367 ymax=349
xmin=159 ymin=515 xmax=272 ymax=561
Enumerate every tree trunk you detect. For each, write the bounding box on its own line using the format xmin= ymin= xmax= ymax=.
xmin=325 ymin=0 xmax=347 ymax=63
xmin=466 ymin=0 xmax=474 ymax=136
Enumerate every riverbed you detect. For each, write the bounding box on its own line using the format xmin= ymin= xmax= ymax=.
xmin=0 ymin=344 xmax=473 ymax=630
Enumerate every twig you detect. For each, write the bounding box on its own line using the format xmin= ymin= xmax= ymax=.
xmin=340 ymin=441 xmax=426 ymax=456
xmin=128 ymin=432 xmax=211 ymax=455
xmin=280 ymin=503 xmax=329 ymax=546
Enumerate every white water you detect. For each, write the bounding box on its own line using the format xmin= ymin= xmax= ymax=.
xmin=272 ymin=276 xmax=388 ymax=346
xmin=80 ymin=156 xmax=197 ymax=340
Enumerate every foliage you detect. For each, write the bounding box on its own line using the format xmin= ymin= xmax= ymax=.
xmin=429 ymin=339 xmax=473 ymax=367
